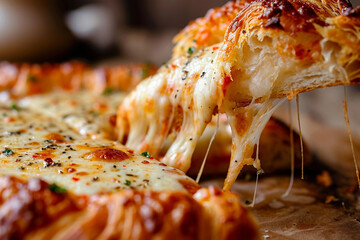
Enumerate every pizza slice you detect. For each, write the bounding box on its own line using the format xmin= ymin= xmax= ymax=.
xmin=0 ymin=103 xmax=258 ymax=239
xmin=116 ymin=0 xmax=360 ymax=190
xmin=0 ymin=61 xmax=156 ymax=98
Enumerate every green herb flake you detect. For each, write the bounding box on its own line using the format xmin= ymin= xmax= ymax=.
xmin=27 ymin=75 xmax=37 ymax=83
xmin=141 ymin=151 xmax=150 ymax=158
xmin=2 ymin=148 xmax=14 ymax=156
xmin=103 ymin=88 xmax=113 ymax=95
xmin=125 ymin=180 xmax=131 ymax=186
xmin=142 ymin=66 xmax=149 ymax=78
xmin=187 ymin=47 xmax=196 ymax=54
xmin=10 ymin=103 xmax=20 ymax=111
xmin=49 ymin=183 xmax=67 ymax=194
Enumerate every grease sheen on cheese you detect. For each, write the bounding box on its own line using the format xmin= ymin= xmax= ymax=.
xmin=0 ymin=105 xmax=197 ymax=195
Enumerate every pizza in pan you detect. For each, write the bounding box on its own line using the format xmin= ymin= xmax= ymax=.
xmin=0 ymin=0 xmax=359 ymax=239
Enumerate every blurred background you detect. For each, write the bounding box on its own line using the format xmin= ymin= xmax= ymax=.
xmin=0 ymin=0 xmax=358 ymax=64
xmin=0 ymin=0 xmax=359 ymax=137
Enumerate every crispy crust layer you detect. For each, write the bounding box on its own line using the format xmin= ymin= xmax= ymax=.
xmin=0 ymin=176 xmax=258 ymax=240
xmin=0 ymin=62 xmax=157 ymax=98
xmin=172 ymin=1 xmax=248 ymax=58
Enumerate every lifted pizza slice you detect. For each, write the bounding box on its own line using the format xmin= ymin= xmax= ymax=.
xmin=116 ymin=0 xmax=360 ymax=190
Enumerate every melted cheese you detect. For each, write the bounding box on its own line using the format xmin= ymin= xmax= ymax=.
xmin=282 ymin=101 xmax=295 ymax=198
xmin=0 ymin=104 xmax=197 ymax=195
xmin=343 ymin=86 xmax=360 ymax=190
xmin=118 ymin=46 xmax=222 ymax=172
xmin=116 ymin=0 xmax=360 ymax=191
xmin=19 ymin=91 xmax=125 ymax=140
xmin=296 ymin=95 xmax=305 ymax=180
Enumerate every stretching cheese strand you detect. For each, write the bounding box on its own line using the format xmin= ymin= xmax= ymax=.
xmin=196 ymin=114 xmax=220 ymax=183
xmin=296 ymin=95 xmax=305 ymax=180
xmin=250 ymin=140 xmax=261 ymax=207
xmin=343 ymin=86 xmax=360 ymax=190
xmin=224 ymin=99 xmax=285 ymax=190
xmin=282 ymin=100 xmax=295 ymax=198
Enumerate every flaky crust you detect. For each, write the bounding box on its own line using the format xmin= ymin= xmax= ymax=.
xmin=172 ymin=1 xmax=248 ymax=59
xmin=0 ymin=61 xmax=157 ymax=98
xmin=0 ymin=176 xmax=258 ymax=240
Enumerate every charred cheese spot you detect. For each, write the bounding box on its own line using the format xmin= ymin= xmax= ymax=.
xmin=44 ymin=133 xmax=65 ymax=143
xmin=178 ymin=179 xmax=201 ymax=194
xmin=83 ymin=148 xmax=129 ymax=161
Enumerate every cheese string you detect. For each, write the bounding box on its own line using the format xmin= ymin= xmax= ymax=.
xmin=196 ymin=114 xmax=220 ymax=183
xmin=282 ymin=100 xmax=295 ymax=198
xmin=343 ymin=86 xmax=360 ymax=191
xmin=250 ymin=141 xmax=261 ymax=207
xmin=296 ymin=95 xmax=304 ymax=179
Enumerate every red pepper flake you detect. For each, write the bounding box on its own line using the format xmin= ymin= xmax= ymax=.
xmin=150 ymin=157 xmax=154 ymax=160
xmin=212 ymin=46 xmax=219 ymax=50
xmin=67 ymin=168 xmax=76 ymax=173
xmin=171 ymin=64 xmax=177 ymax=69
xmin=159 ymin=163 xmax=166 ymax=166
xmin=123 ymin=165 xmax=126 ymax=167
xmin=142 ymin=160 xmax=149 ymax=164
xmin=127 ymin=150 xmax=134 ymax=154
xmin=72 ymin=177 xmax=80 ymax=182
xmin=32 ymin=155 xmax=39 ymax=158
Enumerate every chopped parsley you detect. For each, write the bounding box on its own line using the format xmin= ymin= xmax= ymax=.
xmin=125 ymin=179 xmax=131 ymax=186
xmin=10 ymin=103 xmax=20 ymax=111
xmin=187 ymin=47 xmax=196 ymax=54
xmin=27 ymin=74 xmax=37 ymax=83
xmin=2 ymin=148 xmax=14 ymax=156
xmin=141 ymin=151 xmax=150 ymax=158
xmin=103 ymin=88 xmax=113 ymax=95
xmin=48 ymin=183 xmax=67 ymax=194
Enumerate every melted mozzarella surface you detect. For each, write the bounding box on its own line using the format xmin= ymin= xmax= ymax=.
xmin=19 ymin=91 xmax=125 ymax=140
xmin=0 ymin=104 xmax=196 ymax=195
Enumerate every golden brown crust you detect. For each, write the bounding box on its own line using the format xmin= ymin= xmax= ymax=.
xmin=221 ymin=0 xmax=360 ymax=99
xmin=0 ymin=61 xmax=157 ymax=98
xmin=0 ymin=176 xmax=83 ymax=239
xmin=172 ymin=1 xmax=248 ymax=58
xmin=0 ymin=176 xmax=258 ymax=240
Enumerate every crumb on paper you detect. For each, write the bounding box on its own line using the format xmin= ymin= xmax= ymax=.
xmin=316 ymin=170 xmax=332 ymax=187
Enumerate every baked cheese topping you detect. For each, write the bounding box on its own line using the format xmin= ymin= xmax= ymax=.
xmin=117 ymin=45 xmax=222 ymax=172
xmin=19 ymin=91 xmax=125 ymax=140
xmin=0 ymin=104 xmax=198 ymax=195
